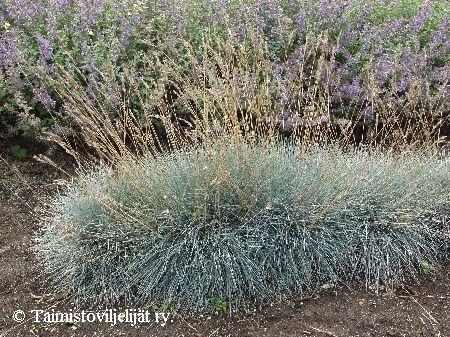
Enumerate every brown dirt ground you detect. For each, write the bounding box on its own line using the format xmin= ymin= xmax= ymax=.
xmin=1 ymin=136 xmax=449 ymax=337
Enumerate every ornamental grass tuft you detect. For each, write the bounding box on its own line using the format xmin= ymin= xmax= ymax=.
xmin=36 ymin=139 xmax=450 ymax=312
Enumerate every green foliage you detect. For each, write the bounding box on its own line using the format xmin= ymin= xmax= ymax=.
xmin=153 ymin=303 xmax=169 ymax=313
xmin=420 ymin=260 xmax=433 ymax=274
xmin=368 ymin=0 xmax=424 ymax=24
xmin=36 ymin=141 xmax=450 ymax=313
xmin=10 ymin=144 xmax=27 ymax=159
xmin=212 ymin=297 xmax=228 ymax=313
xmin=1 ymin=175 xmax=16 ymax=184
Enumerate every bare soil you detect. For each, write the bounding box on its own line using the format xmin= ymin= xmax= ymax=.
xmin=1 ymin=136 xmax=449 ymax=337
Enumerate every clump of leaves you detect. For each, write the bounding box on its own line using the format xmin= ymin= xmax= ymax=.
xmin=10 ymin=144 xmax=27 ymax=159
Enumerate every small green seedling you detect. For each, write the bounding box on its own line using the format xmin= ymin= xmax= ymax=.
xmin=1 ymin=176 xmax=15 ymax=184
xmin=421 ymin=260 xmax=433 ymax=274
xmin=10 ymin=144 xmax=27 ymax=159
xmin=212 ymin=297 xmax=228 ymax=312
xmin=153 ymin=303 xmax=169 ymax=313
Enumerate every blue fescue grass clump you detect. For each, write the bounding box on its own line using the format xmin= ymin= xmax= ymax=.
xmin=36 ymin=140 xmax=450 ymax=312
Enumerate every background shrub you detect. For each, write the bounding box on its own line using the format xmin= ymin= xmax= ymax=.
xmin=1 ymin=0 xmax=449 ymax=148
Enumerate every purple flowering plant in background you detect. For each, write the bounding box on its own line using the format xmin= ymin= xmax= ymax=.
xmin=0 ymin=0 xmax=449 ymax=139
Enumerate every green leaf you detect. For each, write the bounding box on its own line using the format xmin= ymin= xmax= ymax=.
xmin=10 ymin=145 xmax=27 ymax=159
